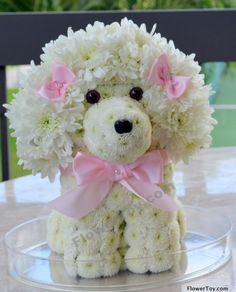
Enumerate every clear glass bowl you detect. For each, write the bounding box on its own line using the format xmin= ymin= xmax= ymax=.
xmin=4 ymin=206 xmax=233 ymax=291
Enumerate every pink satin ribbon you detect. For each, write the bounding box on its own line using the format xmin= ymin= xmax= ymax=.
xmin=148 ymin=54 xmax=191 ymax=100
xmin=49 ymin=150 xmax=179 ymax=218
xmin=38 ymin=64 xmax=75 ymax=102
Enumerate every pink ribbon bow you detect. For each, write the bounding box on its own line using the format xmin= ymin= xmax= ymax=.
xmin=48 ymin=150 xmax=179 ymax=219
xmin=148 ymin=54 xmax=191 ymax=100
xmin=38 ymin=64 xmax=75 ymax=102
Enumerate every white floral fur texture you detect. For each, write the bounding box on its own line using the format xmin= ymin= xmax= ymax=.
xmin=6 ymin=18 xmax=215 ymax=180
xmin=48 ymin=166 xmax=187 ymax=278
xmin=7 ymin=18 xmax=214 ymax=278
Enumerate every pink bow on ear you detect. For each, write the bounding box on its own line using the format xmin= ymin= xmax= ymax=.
xmin=38 ymin=64 xmax=75 ymax=102
xmin=148 ymin=54 xmax=191 ymax=100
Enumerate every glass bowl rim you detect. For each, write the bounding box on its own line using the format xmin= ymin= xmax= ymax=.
xmin=4 ymin=205 xmax=233 ymax=262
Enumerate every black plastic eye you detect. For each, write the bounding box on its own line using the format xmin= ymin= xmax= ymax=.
xmin=129 ymin=87 xmax=143 ymax=101
xmin=85 ymin=90 xmax=101 ymax=104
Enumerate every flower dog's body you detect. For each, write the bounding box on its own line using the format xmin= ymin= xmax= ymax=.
xmin=7 ymin=19 xmax=215 ymax=278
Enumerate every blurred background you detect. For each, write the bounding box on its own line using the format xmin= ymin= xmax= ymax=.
xmin=1 ymin=0 xmax=236 ymax=180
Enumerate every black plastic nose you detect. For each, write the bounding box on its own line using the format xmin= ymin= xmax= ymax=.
xmin=114 ymin=119 xmax=133 ymax=134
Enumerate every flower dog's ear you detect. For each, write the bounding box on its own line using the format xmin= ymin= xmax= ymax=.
xmin=147 ymin=54 xmax=191 ymax=100
xmin=38 ymin=64 xmax=75 ymax=102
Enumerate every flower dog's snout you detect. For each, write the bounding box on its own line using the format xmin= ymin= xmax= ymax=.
xmin=83 ymin=96 xmax=152 ymax=163
xmin=114 ymin=119 xmax=133 ymax=134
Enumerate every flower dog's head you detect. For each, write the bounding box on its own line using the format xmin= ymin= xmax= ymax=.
xmin=6 ymin=18 xmax=215 ymax=180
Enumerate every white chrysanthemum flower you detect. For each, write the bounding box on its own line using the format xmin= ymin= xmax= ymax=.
xmin=72 ymin=210 xmax=98 ymax=230
xmin=75 ymin=206 xmax=118 ymax=231
xmin=148 ymin=250 xmax=173 ymax=273
xmin=122 ymin=206 xmax=141 ymax=224
xmin=167 ymin=220 xmax=183 ymax=272
xmin=102 ymin=252 xmax=121 ymax=277
xmin=143 ymin=86 xmax=216 ymax=163
xmin=76 ymin=254 xmax=102 ymax=278
xmin=6 ymin=86 xmax=84 ymax=181
xmin=104 ymin=184 xmax=133 ymax=211
xmin=146 ymin=226 xmax=170 ymax=252
xmin=93 ymin=207 xmax=120 ymax=232
xmin=125 ymin=247 xmax=148 ymax=274
xmin=70 ymin=229 xmax=101 ymax=255
xmin=168 ymin=221 xmax=181 ymax=251
xmin=47 ymin=211 xmax=73 ymax=254
xmin=97 ymin=84 xmax=133 ymax=99
xmin=124 ymin=224 xmax=146 ymax=248
xmin=76 ymin=252 xmax=121 ymax=278
xmin=100 ymin=231 xmax=120 ymax=254
xmin=47 ymin=229 xmax=64 ymax=255
xmin=142 ymin=206 xmax=175 ymax=227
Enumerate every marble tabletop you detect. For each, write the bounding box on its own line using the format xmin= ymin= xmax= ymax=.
xmin=0 ymin=147 xmax=235 ymax=292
